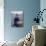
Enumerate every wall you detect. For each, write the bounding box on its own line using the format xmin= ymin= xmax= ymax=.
xmin=40 ymin=0 xmax=46 ymax=26
xmin=4 ymin=0 xmax=40 ymax=42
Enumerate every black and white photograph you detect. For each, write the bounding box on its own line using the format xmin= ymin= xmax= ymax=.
xmin=11 ymin=11 xmax=24 ymax=27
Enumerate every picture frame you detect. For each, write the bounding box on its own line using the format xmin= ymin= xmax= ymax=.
xmin=11 ymin=11 xmax=24 ymax=27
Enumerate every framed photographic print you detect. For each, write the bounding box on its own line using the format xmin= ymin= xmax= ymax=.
xmin=11 ymin=11 xmax=24 ymax=27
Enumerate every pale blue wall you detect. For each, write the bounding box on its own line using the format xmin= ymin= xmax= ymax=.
xmin=40 ymin=0 xmax=46 ymax=27
xmin=4 ymin=0 xmax=40 ymax=42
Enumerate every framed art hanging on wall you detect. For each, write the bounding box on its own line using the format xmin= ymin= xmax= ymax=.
xmin=11 ymin=11 xmax=24 ymax=27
